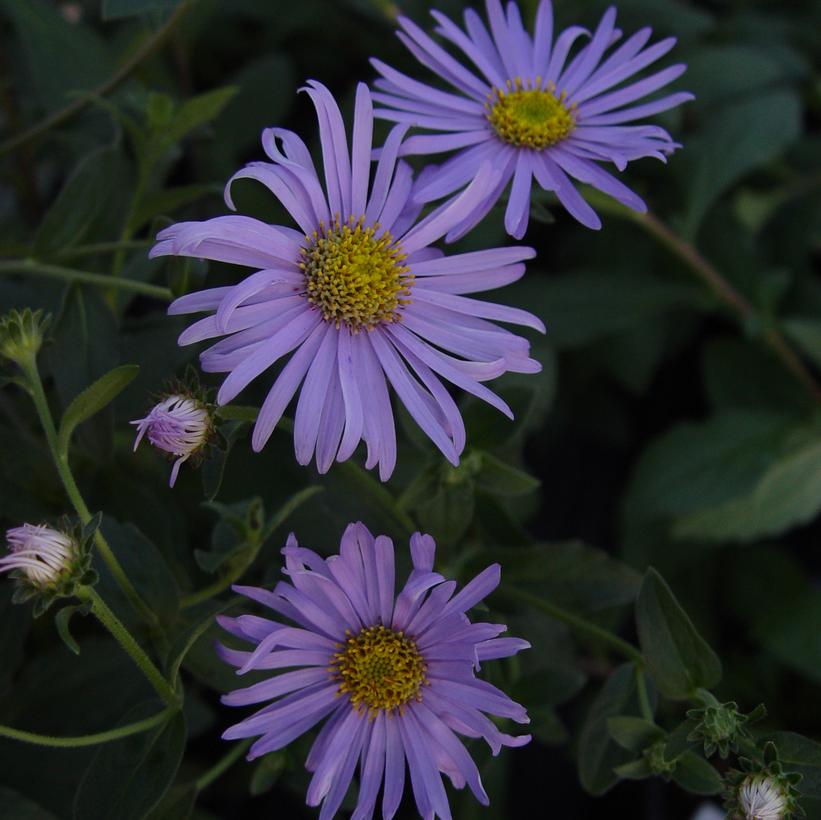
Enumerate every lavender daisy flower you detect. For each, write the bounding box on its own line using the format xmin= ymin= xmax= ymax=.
xmin=131 ymin=394 xmax=212 ymax=486
xmin=1 ymin=524 xmax=77 ymax=588
xmin=150 ymin=80 xmax=542 ymax=480
xmin=218 ymin=523 xmax=530 ymax=819
xmin=371 ymin=0 xmax=693 ymax=237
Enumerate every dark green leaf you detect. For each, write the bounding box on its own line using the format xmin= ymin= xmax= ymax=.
xmin=144 ymin=783 xmax=197 ymax=820
xmin=401 ymin=462 xmax=475 ymax=544
xmin=607 ymin=716 xmax=664 ymax=753
xmin=683 ymin=90 xmax=802 ymax=235
xmin=663 ymin=718 xmax=701 ymax=762
xmin=493 ymin=541 xmax=640 ymax=612
xmin=54 ymin=605 xmax=84 ymax=655
xmin=636 ymin=569 xmax=722 ymax=700
xmin=73 ymin=705 xmax=186 ymax=820
xmin=165 ymin=599 xmax=235 ymax=682
xmin=784 ymin=318 xmax=821 ymax=369
xmin=767 ymin=732 xmax=821 ymax=798
xmin=0 ymin=787 xmax=59 ymax=819
xmin=671 ymin=752 xmax=723 ymax=795
xmin=102 ymin=0 xmax=182 ymax=20
xmin=578 ymin=664 xmax=638 ymax=795
xmin=474 ymin=451 xmax=540 ymax=497
xmin=57 ymin=364 xmax=139 ymax=456
xmin=612 ymin=758 xmax=653 ymax=780
xmin=35 ymin=146 xmax=124 ymax=257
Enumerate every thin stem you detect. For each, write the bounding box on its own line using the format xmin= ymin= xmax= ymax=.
xmin=0 ymin=707 xmax=175 ymax=748
xmin=0 ymin=259 xmax=173 ymax=301
xmin=195 ymin=739 xmax=252 ymax=792
xmin=502 ymin=586 xmax=644 ymax=666
xmin=57 ymin=240 xmax=153 ymax=260
xmin=79 ymin=586 xmax=179 ymax=708
xmin=0 ymin=3 xmax=192 ymax=157
xmin=591 ymin=195 xmax=821 ymax=403
xmin=20 ymin=358 xmax=157 ymax=625
xmin=180 ymin=572 xmax=241 ymax=610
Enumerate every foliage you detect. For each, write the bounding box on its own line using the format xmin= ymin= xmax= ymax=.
xmin=1 ymin=0 xmax=821 ymax=818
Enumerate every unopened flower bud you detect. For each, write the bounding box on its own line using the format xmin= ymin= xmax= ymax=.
xmin=1 ymin=524 xmax=77 ymax=589
xmin=737 ymin=774 xmax=789 ymax=820
xmin=0 ymin=308 xmax=50 ymax=366
xmin=131 ymin=394 xmax=212 ymax=486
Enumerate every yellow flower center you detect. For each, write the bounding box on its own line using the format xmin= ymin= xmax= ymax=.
xmin=300 ymin=216 xmax=412 ymax=330
xmin=332 ymin=625 xmax=427 ymax=714
xmin=487 ymin=78 xmax=575 ymax=149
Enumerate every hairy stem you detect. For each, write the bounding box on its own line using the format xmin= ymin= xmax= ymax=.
xmin=20 ymin=357 xmax=157 ymax=625
xmin=0 ymin=3 xmax=192 ymax=157
xmin=78 ymin=586 xmax=179 ymax=708
xmin=0 ymin=259 xmax=173 ymax=301
xmin=501 ymin=586 xmax=644 ymax=666
xmin=0 ymin=707 xmax=175 ymax=748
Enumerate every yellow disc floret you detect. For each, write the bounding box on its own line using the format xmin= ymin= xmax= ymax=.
xmin=301 ymin=216 xmax=412 ymax=330
xmin=487 ymin=78 xmax=576 ymax=149
xmin=332 ymin=625 xmax=427 ymax=714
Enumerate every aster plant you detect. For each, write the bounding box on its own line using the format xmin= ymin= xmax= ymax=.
xmin=152 ymin=80 xmax=542 ymax=480
xmin=218 ymin=523 xmax=530 ymax=819
xmin=371 ymin=0 xmax=692 ymax=236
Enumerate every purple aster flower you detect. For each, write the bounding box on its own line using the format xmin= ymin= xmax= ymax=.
xmin=371 ymin=1 xmax=693 ymax=237
xmin=131 ymin=394 xmax=212 ymax=486
xmin=1 ymin=524 xmax=77 ymax=588
xmin=150 ymin=80 xmax=542 ymax=481
xmin=218 ymin=523 xmax=530 ymax=819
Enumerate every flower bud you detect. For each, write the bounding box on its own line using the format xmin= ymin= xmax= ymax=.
xmin=131 ymin=394 xmax=212 ymax=486
xmin=737 ymin=774 xmax=789 ymax=819
xmin=1 ymin=524 xmax=77 ymax=589
xmin=0 ymin=308 xmax=50 ymax=366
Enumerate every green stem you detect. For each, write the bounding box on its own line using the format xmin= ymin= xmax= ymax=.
xmin=502 ymin=586 xmax=644 ymax=666
xmin=0 ymin=259 xmax=173 ymax=301
xmin=0 ymin=707 xmax=175 ymax=748
xmin=20 ymin=357 xmax=157 ymax=625
xmin=180 ymin=556 xmax=255 ymax=610
xmin=57 ymin=240 xmax=153 ymax=260
xmin=590 ymin=195 xmax=821 ymax=403
xmin=79 ymin=586 xmax=179 ymax=709
xmin=195 ymin=739 xmax=252 ymax=792
xmin=0 ymin=3 xmax=192 ymax=157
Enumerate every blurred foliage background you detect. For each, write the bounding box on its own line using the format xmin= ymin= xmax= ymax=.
xmin=1 ymin=0 xmax=821 ymax=818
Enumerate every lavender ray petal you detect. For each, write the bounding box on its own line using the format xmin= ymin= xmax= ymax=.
xmin=221 ymin=667 xmax=330 ymax=707
xmin=545 ymin=25 xmax=590 ymax=84
xmin=351 ymin=83 xmax=374 ymax=217
xmin=365 ymin=123 xmax=410 ymax=225
xmin=382 ymin=716 xmax=406 ymax=820
xmin=399 ymin=708 xmax=452 ymax=820
xmin=578 ymin=63 xmax=687 ymax=118
xmin=532 ymin=0 xmax=554 ymax=77
xmin=430 ymin=9 xmax=505 ymax=88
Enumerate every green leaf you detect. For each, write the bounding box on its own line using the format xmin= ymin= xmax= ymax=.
xmin=607 ymin=716 xmax=664 ymax=753
xmin=144 ymin=783 xmax=197 ymax=820
xmin=1 ymin=0 xmax=112 ymax=112
xmin=767 ymin=732 xmax=821 ymax=798
xmin=132 ymin=184 xmax=220 ymax=232
xmin=473 ymin=451 xmax=540 ymax=497
xmin=96 ymin=520 xmax=179 ymax=628
xmin=663 ymin=718 xmax=701 ymax=762
xmin=673 ymin=432 xmax=821 ymax=542
xmin=57 ymin=364 xmax=139 ymax=457
xmin=784 ymin=318 xmax=821 ymax=369
xmin=578 ymin=664 xmax=638 ymax=795
xmin=54 ymin=605 xmax=84 ymax=655
xmin=0 ymin=787 xmax=59 ymax=819
xmin=635 ymin=568 xmax=722 ymax=700
xmin=491 ymin=541 xmax=641 ymax=613
xmin=73 ymin=705 xmax=186 ymax=820
xmin=160 ymin=87 xmax=239 ymax=150
xmin=34 ymin=146 xmax=124 ymax=258
xmin=671 ymin=752 xmax=724 ymax=795
xmin=502 ymin=270 xmax=708 ymax=350
xmin=101 ymin=0 xmax=182 ymax=20
xmin=624 ymin=411 xmax=794 ymax=521
xmin=612 ymin=758 xmax=653 ymax=780
xmin=249 ymin=754 xmax=286 ymax=797
xmin=165 ymin=599 xmax=235 ymax=683
xmin=401 ymin=462 xmax=475 ymax=545
xmin=682 ymin=90 xmax=802 ymax=235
